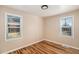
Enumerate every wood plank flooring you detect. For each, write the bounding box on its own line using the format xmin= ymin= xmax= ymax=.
xmin=9 ymin=40 xmax=79 ymax=54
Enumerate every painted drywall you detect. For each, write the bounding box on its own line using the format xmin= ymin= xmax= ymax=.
xmin=44 ymin=10 xmax=79 ymax=48
xmin=0 ymin=6 xmax=79 ymax=53
xmin=0 ymin=6 xmax=43 ymax=53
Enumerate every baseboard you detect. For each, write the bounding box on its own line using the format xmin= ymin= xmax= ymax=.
xmin=2 ymin=38 xmax=79 ymax=54
xmin=45 ymin=39 xmax=79 ymax=50
xmin=2 ymin=39 xmax=43 ymax=54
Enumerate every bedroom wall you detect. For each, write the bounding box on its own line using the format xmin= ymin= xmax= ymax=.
xmin=43 ymin=10 xmax=79 ymax=49
xmin=0 ymin=6 xmax=43 ymax=53
xmin=0 ymin=6 xmax=79 ymax=53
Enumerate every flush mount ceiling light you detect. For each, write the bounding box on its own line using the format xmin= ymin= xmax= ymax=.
xmin=41 ymin=5 xmax=48 ymax=10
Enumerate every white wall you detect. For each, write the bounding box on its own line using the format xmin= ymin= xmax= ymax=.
xmin=0 ymin=6 xmax=43 ymax=53
xmin=44 ymin=10 xmax=79 ymax=49
xmin=0 ymin=6 xmax=79 ymax=53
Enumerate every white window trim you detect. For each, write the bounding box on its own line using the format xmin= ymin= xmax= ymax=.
xmin=59 ymin=16 xmax=74 ymax=39
xmin=5 ymin=13 xmax=23 ymax=41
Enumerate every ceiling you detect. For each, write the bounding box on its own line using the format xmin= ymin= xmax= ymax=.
xmin=4 ymin=5 xmax=79 ymax=17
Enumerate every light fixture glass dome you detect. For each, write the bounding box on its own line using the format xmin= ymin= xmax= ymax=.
xmin=41 ymin=5 xmax=48 ymax=10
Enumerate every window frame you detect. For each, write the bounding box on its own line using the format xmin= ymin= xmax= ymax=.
xmin=60 ymin=16 xmax=74 ymax=39
xmin=5 ymin=13 xmax=23 ymax=41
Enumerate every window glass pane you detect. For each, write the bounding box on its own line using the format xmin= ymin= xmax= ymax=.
xmin=60 ymin=16 xmax=72 ymax=36
xmin=6 ymin=14 xmax=22 ymax=40
xmin=8 ymin=15 xmax=20 ymax=24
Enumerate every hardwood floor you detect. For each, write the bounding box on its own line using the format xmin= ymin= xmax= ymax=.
xmin=9 ymin=40 xmax=79 ymax=54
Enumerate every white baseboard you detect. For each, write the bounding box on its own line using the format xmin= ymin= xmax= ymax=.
xmin=2 ymin=38 xmax=79 ymax=54
xmin=2 ymin=39 xmax=43 ymax=54
xmin=45 ymin=39 xmax=79 ymax=50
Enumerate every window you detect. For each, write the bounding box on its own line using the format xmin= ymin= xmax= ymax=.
xmin=60 ymin=16 xmax=73 ymax=37
xmin=5 ymin=13 xmax=23 ymax=40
